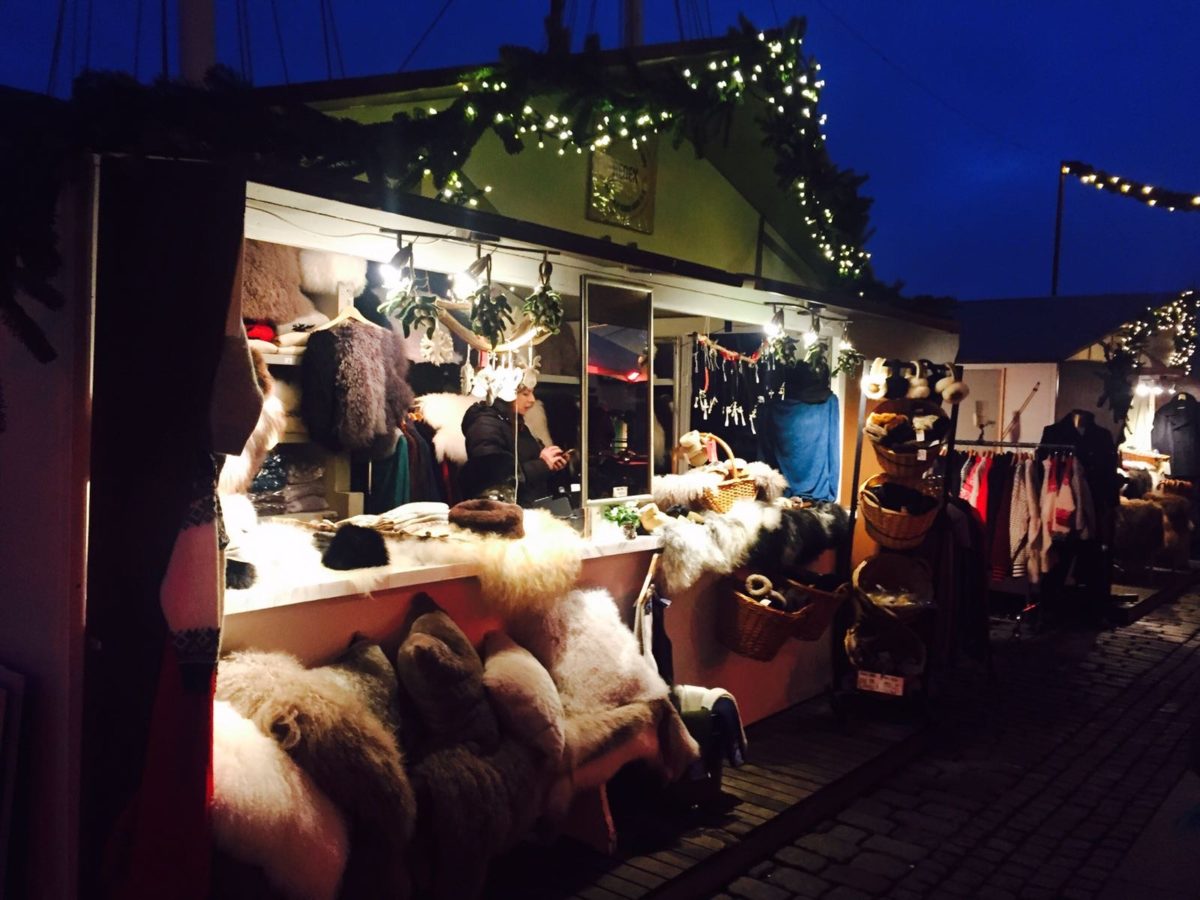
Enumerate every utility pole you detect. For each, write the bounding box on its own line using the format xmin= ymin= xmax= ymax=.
xmin=1051 ymin=162 xmax=1066 ymax=296
xmin=178 ymin=0 xmax=215 ymax=82
xmin=621 ymin=0 xmax=643 ymax=47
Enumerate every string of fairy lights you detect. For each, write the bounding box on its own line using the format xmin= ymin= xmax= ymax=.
xmin=411 ymin=19 xmax=872 ymax=279
xmin=1062 ymin=161 xmax=1200 ymax=213
xmin=1113 ymin=289 xmax=1199 ymax=373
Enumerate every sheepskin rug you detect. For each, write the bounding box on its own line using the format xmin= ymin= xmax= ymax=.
xmin=652 ymin=461 xmax=788 ymax=510
xmin=211 ymin=701 xmax=349 ymax=900
xmin=216 ymin=650 xmax=416 ymax=900
xmin=299 ymin=249 xmax=368 ymax=297
xmin=657 ymin=499 xmax=849 ymax=592
xmin=506 ymin=588 xmax=699 ymax=778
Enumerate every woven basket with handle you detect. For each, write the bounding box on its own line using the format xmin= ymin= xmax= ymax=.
xmin=691 ymin=432 xmax=757 ymax=514
xmin=716 ymin=582 xmax=803 ymax=661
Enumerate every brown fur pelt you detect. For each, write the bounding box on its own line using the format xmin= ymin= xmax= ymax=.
xmin=216 ymin=649 xmax=416 ymax=900
xmin=243 ymin=240 xmax=315 ymax=324
xmin=1115 ymin=498 xmax=1165 ymax=574
xmin=1146 ymin=491 xmax=1193 ymax=570
xmin=219 ymin=349 xmax=286 ymax=495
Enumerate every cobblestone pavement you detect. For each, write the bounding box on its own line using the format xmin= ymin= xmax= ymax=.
xmin=717 ymin=591 xmax=1200 ymax=900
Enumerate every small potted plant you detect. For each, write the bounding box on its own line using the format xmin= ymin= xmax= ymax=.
xmin=603 ymin=502 xmax=641 ymax=540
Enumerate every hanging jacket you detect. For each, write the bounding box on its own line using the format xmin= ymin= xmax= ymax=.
xmin=1040 ymin=411 xmax=1120 ymax=517
xmin=1152 ymin=393 xmax=1200 ymax=480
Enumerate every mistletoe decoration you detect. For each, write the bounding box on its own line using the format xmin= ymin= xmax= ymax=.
xmin=378 ymin=287 xmax=441 ymax=339
xmin=469 ymin=289 xmax=515 ymax=349
xmin=521 ymin=258 xmax=564 ymax=334
xmin=832 ymin=346 xmax=864 ymax=377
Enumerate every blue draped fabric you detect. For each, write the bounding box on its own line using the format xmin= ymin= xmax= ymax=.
xmin=758 ymin=395 xmax=840 ymax=501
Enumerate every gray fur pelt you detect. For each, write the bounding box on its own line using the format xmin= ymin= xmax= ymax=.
xmin=658 ymin=500 xmax=778 ymax=592
xmin=658 ymin=499 xmax=849 ymax=592
xmin=216 ymin=650 xmax=416 ymax=900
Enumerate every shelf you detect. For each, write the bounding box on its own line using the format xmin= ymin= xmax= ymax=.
xmin=261 ymin=351 xmax=304 ymax=366
xmin=278 ymin=431 xmax=311 ymax=444
xmin=260 ymin=508 xmax=335 ymax=522
xmin=538 ymin=373 xmax=581 ymax=384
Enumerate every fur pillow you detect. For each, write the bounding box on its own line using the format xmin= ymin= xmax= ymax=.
xmin=211 ymin=701 xmax=349 ymax=900
xmin=215 ymin=650 xmax=416 ymax=900
xmin=299 ymin=249 xmax=368 ymax=297
xmin=482 ymin=631 xmax=565 ymax=763
xmin=395 ymin=607 xmax=500 ymax=755
xmin=243 ymin=240 xmax=314 ymax=324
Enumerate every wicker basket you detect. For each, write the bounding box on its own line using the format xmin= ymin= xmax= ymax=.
xmin=716 ymin=585 xmax=803 ymax=661
xmin=694 ymin=433 xmax=758 ymax=514
xmin=859 ymin=473 xmax=941 ymax=550
xmin=843 ymin=590 xmax=927 ymax=675
xmin=852 ymin=554 xmax=934 ymax=622
xmin=868 ymin=399 xmax=948 ymax=483
xmin=785 ymin=579 xmax=851 ymax=641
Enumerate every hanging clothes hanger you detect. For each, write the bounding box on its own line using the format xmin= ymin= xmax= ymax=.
xmin=313 ymin=301 xmax=376 ymax=332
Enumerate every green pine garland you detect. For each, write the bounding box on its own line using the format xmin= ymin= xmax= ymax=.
xmin=0 ymin=17 xmax=875 ymax=431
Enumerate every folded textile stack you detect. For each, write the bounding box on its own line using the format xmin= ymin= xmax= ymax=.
xmin=313 ymin=501 xmax=452 ymax=539
xmin=249 ymin=449 xmax=327 ymax=516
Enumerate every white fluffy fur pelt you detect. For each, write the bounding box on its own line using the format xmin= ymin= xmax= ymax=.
xmin=506 ymin=588 xmax=699 ymax=778
xmin=298 ymin=249 xmax=368 ymax=297
xmin=212 ymin=701 xmax=349 ymax=900
xmin=416 ymin=392 xmax=475 ymax=464
xmin=652 ymin=468 xmax=723 ymax=509
xmin=652 ymin=462 xmax=787 ymax=510
xmin=658 ymin=500 xmax=780 ymax=593
xmin=474 ymin=509 xmax=583 ymax=616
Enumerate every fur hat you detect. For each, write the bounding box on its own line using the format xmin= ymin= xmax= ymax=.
xmin=449 ymin=499 xmax=525 ymax=539
xmin=906 ymin=360 xmax=932 ymax=400
xmin=933 ymin=362 xmax=970 ymax=404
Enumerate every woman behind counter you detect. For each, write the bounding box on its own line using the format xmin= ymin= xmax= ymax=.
xmin=460 ymin=373 xmax=568 ymax=504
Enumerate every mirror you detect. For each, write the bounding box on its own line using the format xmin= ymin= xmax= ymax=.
xmin=582 ymin=278 xmax=654 ymax=502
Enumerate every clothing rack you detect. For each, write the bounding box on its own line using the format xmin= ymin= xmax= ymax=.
xmin=953 ymin=439 xmax=1075 ymax=452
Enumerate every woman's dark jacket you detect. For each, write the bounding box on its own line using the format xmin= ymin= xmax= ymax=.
xmin=460 ymin=399 xmax=551 ymax=503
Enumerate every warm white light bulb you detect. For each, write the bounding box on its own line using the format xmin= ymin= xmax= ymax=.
xmin=803 ymin=330 xmax=819 ymax=348
xmin=381 ymin=264 xmax=412 ymax=292
xmin=452 ymin=271 xmax=479 ymax=298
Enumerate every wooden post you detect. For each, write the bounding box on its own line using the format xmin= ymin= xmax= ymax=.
xmin=1051 ymin=163 xmax=1066 ymax=296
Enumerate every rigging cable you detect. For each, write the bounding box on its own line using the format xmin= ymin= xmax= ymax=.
xmin=325 ymin=0 xmax=346 ymax=77
xmin=585 ymin=0 xmax=597 ymax=40
xmin=672 ymin=0 xmax=686 ymax=41
xmin=160 ymin=0 xmax=168 ymax=79
xmin=398 ymin=0 xmax=456 ymax=72
xmin=812 ymin=0 xmax=1038 ymax=156
xmin=84 ymin=0 xmax=94 ymax=70
xmin=133 ymin=0 xmax=143 ymax=79
xmin=268 ymin=0 xmax=291 ymax=83
xmin=318 ymin=0 xmax=333 ymax=79
xmin=46 ymin=0 xmax=69 ymax=94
